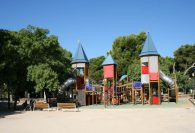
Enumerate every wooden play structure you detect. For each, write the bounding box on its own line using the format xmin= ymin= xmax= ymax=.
xmin=60 ymin=34 xmax=178 ymax=106
xmin=116 ymin=83 xmax=132 ymax=105
xmin=139 ymin=33 xmax=178 ymax=104
xmin=102 ymin=55 xmax=118 ymax=105
xmin=139 ymin=34 xmax=161 ymax=104
xmin=70 ymin=42 xmax=103 ymax=106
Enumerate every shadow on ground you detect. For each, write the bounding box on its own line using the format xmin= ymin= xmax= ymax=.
xmin=0 ymin=101 xmax=25 ymax=119
xmin=0 ymin=111 xmax=24 ymax=119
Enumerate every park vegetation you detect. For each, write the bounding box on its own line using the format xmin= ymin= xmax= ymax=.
xmin=0 ymin=26 xmax=72 ymax=109
xmin=0 ymin=26 xmax=194 ymax=110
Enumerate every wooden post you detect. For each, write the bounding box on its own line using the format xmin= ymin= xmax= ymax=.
xmin=103 ymin=79 xmax=106 ymax=107
xmin=174 ymin=80 xmax=178 ymax=103
xmin=158 ymin=81 xmax=160 ymax=104
xmin=141 ymin=88 xmax=144 ymax=105
xmin=84 ymin=90 xmax=86 ymax=106
xmin=112 ymin=65 xmax=115 ymax=102
xmin=112 ymin=78 xmax=114 ymax=104
xmin=174 ymin=66 xmax=179 ymax=103
xmin=92 ymin=91 xmax=94 ymax=105
xmin=158 ymin=56 xmax=161 ymax=104
xmin=84 ymin=63 xmax=86 ymax=85
xmin=132 ymin=83 xmax=135 ymax=104
xmin=168 ymin=87 xmax=170 ymax=103
xmin=96 ymin=92 xmax=98 ymax=105
xmin=149 ymin=82 xmax=151 ymax=104
xmin=87 ymin=93 xmax=90 ymax=105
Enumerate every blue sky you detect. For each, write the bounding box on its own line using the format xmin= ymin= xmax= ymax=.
xmin=0 ymin=0 xmax=195 ymax=59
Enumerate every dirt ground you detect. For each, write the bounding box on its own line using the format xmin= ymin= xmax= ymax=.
xmin=0 ymin=108 xmax=195 ymax=133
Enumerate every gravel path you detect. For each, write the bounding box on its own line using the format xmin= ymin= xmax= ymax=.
xmin=0 ymin=108 xmax=195 ymax=133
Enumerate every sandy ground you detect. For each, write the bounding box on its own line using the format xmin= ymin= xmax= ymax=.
xmin=0 ymin=108 xmax=195 ymax=133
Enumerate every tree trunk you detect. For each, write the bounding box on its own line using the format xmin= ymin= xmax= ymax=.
xmin=44 ymin=89 xmax=47 ymax=103
xmin=14 ymin=97 xmax=17 ymax=110
xmin=13 ymin=93 xmax=19 ymax=111
xmin=8 ymin=87 xmax=10 ymax=109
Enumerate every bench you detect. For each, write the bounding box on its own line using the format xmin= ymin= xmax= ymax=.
xmin=57 ymin=103 xmax=78 ymax=112
xmin=33 ymin=102 xmax=50 ymax=111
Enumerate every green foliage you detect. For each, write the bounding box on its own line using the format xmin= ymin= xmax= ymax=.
xmin=160 ymin=56 xmax=174 ymax=75
xmin=111 ymin=32 xmax=146 ymax=77
xmin=27 ymin=64 xmax=59 ymax=92
xmin=127 ymin=59 xmax=141 ymax=81
xmin=0 ymin=26 xmax=72 ymax=104
xmin=174 ymin=44 xmax=195 ymax=72
xmin=175 ymin=72 xmax=191 ymax=92
xmin=0 ymin=30 xmax=23 ymax=93
xmin=89 ymin=56 xmax=105 ymax=83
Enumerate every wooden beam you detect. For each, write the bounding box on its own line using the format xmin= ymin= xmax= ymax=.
xmin=168 ymin=87 xmax=170 ymax=103
xmin=92 ymin=91 xmax=94 ymax=105
xmin=132 ymin=84 xmax=135 ymax=104
xmin=158 ymin=56 xmax=161 ymax=104
xmin=141 ymin=88 xmax=144 ymax=105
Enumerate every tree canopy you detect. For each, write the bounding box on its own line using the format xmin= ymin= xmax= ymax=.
xmin=0 ymin=26 xmax=72 ymax=109
xmin=111 ymin=32 xmax=146 ymax=78
xmin=89 ymin=56 xmax=105 ymax=83
xmin=174 ymin=44 xmax=195 ymax=72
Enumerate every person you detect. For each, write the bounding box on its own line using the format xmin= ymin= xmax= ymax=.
xmin=30 ymin=99 xmax=35 ymax=111
xmin=22 ymin=100 xmax=27 ymax=110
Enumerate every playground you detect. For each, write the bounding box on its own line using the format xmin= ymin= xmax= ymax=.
xmin=1 ymin=33 xmax=194 ymax=133
xmin=4 ymin=33 xmax=191 ymax=112
xmin=56 ymin=33 xmax=179 ymax=108
xmin=0 ymin=33 xmax=192 ymax=112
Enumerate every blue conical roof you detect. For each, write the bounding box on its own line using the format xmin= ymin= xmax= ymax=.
xmin=71 ymin=43 xmax=89 ymax=64
xmin=102 ymin=55 xmax=117 ymax=66
xmin=139 ymin=33 xmax=160 ymax=57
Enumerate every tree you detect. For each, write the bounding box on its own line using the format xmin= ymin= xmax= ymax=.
xmin=174 ymin=44 xmax=195 ymax=72
xmin=160 ymin=56 xmax=174 ymax=75
xmin=17 ymin=26 xmax=72 ymax=95
xmin=27 ymin=64 xmax=59 ymax=92
xmin=89 ymin=56 xmax=105 ymax=83
xmin=173 ymin=44 xmax=195 ymax=93
xmin=111 ymin=32 xmax=146 ymax=78
xmin=0 ymin=26 xmax=72 ymax=110
xmin=175 ymin=72 xmax=191 ymax=93
xmin=127 ymin=59 xmax=141 ymax=81
xmin=0 ymin=29 xmax=23 ymax=109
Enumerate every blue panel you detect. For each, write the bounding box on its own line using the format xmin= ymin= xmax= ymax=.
xmin=133 ymin=81 xmax=142 ymax=89
xmin=86 ymin=84 xmax=93 ymax=91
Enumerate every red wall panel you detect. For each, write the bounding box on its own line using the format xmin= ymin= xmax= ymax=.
xmin=104 ymin=65 xmax=114 ymax=78
xmin=141 ymin=66 xmax=149 ymax=74
xmin=150 ymin=73 xmax=159 ymax=80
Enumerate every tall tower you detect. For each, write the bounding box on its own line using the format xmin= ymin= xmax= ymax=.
xmin=102 ymin=55 xmax=117 ymax=103
xmin=139 ymin=33 xmax=160 ymax=104
xmin=71 ymin=42 xmax=89 ymax=105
